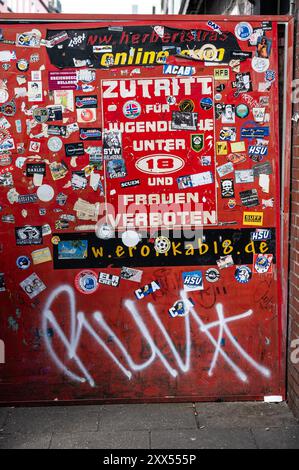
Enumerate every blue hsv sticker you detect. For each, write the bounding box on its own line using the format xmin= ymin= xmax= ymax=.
xmin=16 ymin=256 xmax=31 ymax=270
xmin=235 ymin=266 xmax=252 ymax=284
xmin=248 ymin=145 xmax=268 ymax=157
xmin=251 ymin=229 xmax=272 ymax=241
xmin=183 ymin=271 xmax=204 ymax=292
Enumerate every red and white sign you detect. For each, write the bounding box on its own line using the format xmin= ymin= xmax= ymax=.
xmin=101 ymin=76 xmax=217 ymax=229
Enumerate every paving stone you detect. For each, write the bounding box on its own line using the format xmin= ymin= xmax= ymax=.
xmin=98 ymin=403 xmax=196 ymax=431
xmin=0 ymin=432 xmax=52 ymax=449
xmin=50 ymin=430 xmax=150 ymax=449
xmin=0 ymin=408 xmax=9 ymax=429
xmin=151 ymin=428 xmax=257 ymax=449
xmin=4 ymin=406 xmax=101 ymax=434
xmin=195 ymin=402 xmax=298 ymax=428
xmin=252 ymin=425 xmax=299 ymax=449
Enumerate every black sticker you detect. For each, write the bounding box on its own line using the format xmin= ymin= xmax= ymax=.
xmin=65 ymin=142 xmax=85 ymax=157
xmin=15 ymin=226 xmax=43 ymax=246
xmin=221 ymin=179 xmax=235 ymax=198
xmin=79 ymin=128 xmax=102 ymax=141
xmin=46 ymin=26 xmax=245 ymax=69
xmin=47 ymin=106 xmax=63 ymax=121
xmin=171 ymin=111 xmax=198 ymax=131
xmin=253 ymin=161 xmax=273 ymax=177
xmin=18 ymin=194 xmax=39 ymax=204
xmin=230 ymin=50 xmax=252 ymax=60
xmin=239 ymin=189 xmax=259 ymax=207
xmin=53 ymin=229 xmax=276 ymax=270
xmin=75 ymin=95 xmax=98 ymax=109
xmin=26 ymin=163 xmax=46 ymax=176
xmin=120 ymin=179 xmax=140 ymax=188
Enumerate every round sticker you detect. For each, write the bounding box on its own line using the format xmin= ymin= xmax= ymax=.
xmin=51 ymin=236 xmax=60 ymax=245
xmin=216 ymin=83 xmax=226 ymax=92
xmin=37 ymin=184 xmax=55 ymax=202
xmin=48 ymin=137 xmax=63 ymax=152
xmin=78 ymin=108 xmax=94 ymax=122
xmin=75 ymin=270 xmax=99 ymax=295
xmin=16 ymin=256 xmax=31 ymax=270
xmin=33 ymin=107 xmax=49 ymax=123
xmin=167 ymin=96 xmax=176 ymax=105
xmin=214 ymin=93 xmax=222 ymax=101
xmin=235 ymin=266 xmax=252 ymax=284
xmin=228 ymin=198 xmax=237 ymax=209
xmin=235 ymin=22 xmax=253 ymax=41
xmin=236 ymin=104 xmax=249 ymax=118
xmin=123 ymin=100 xmax=141 ymax=119
xmin=179 ymin=99 xmax=195 ymax=113
xmin=251 ymin=56 xmax=269 ymax=73
xmin=0 ymin=89 xmax=9 ymax=104
xmin=205 ymin=268 xmax=220 ymax=283
xmin=200 ymin=97 xmax=213 ymax=110
xmin=154 ymin=236 xmax=171 ymax=254
xmin=122 ymin=230 xmax=141 ymax=248
xmin=16 ymin=59 xmax=29 ymax=72
xmin=254 ymin=254 xmax=273 ymax=273
xmin=95 ymin=223 xmax=115 ymax=240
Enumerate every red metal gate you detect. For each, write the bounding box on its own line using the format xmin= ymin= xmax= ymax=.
xmin=0 ymin=14 xmax=293 ymax=404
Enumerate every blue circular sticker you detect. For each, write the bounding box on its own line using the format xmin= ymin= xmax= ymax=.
xmin=16 ymin=256 xmax=31 ymax=270
xmin=200 ymin=97 xmax=213 ymax=110
xmin=235 ymin=266 xmax=252 ymax=284
xmin=235 ymin=22 xmax=253 ymax=41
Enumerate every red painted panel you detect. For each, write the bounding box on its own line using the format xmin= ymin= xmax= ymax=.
xmin=0 ymin=16 xmax=287 ymax=403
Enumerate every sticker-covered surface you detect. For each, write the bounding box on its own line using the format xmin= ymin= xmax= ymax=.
xmin=0 ymin=17 xmax=283 ymax=403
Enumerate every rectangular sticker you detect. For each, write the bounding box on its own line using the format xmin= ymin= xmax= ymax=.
xmin=243 ymin=212 xmax=264 ymax=226
xmin=19 ymin=273 xmax=46 ymax=299
xmin=31 ymin=247 xmax=52 ymax=265
xmin=98 ymin=272 xmax=120 ymax=287
xmin=120 ymin=267 xmax=143 ymax=283
xmin=58 ymin=240 xmax=88 ymax=259
xmin=183 ymin=271 xmax=204 ymax=292
xmin=15 ymin=226 xmax=43 ymax=246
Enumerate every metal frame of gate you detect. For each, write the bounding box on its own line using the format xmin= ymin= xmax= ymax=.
xmin=0 ymin=13 xmax=294 ymax=404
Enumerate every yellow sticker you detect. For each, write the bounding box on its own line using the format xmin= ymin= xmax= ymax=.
xmin=230 ymin=141 xmax=246 ymax=153
xmin=243 ymin=212 xmax=264 ymax=226
xmin=216 ymin=142 xmax=228 ymax=155
xmin=31 ymin=247 xmax=52 ymax=265
xmin=51 ymin=236 xmax=60 ymax=245
xmin=214 ymin=68 xmax=230 ymax=80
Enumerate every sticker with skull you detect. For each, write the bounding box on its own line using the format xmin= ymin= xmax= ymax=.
xmin=221 ymin=179 xmax=235 ymax=198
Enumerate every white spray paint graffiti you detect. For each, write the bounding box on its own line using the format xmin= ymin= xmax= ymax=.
xmin=42 ymin=285 xmax=271 ymax=388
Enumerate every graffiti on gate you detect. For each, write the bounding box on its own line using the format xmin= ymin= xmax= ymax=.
xmin=42 ymin=285 xmax=271 ymax=388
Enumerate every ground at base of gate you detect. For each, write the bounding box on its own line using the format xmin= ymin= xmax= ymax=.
xmin=0 ymin=402 xmax=298 ymax=449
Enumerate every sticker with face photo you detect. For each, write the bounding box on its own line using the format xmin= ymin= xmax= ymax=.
xmin=256 ymin=36 xmax=272 ymax=58
xmin=171 ymin=111 xmax=198 ymax=131
xmin=232 ymin=73 xmax=253 ymax=97
xmin=221 ymin=104 xmax=235 ymax=124
xmin=103 ymin=130 xmax=123 ymax=160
